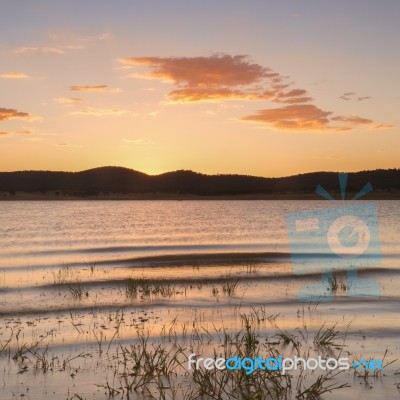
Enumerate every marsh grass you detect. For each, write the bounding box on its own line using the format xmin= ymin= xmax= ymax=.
xmin=0 ymin=308 xmax=388 ymax=400
xmin=221 ymin=276 xmax=240 ymax=296
xmin=68 ymin=395 xmax=86 ymax=400
xmin=84 ymin=261 xmax=97 ymax=275
xmin=115 ymin=336 xmax=186 ymax=394
xmin=245 ymin=263 xmax=261 ymax=274
xmin=314 ymin=324 xmax=342 ymax=348
xmin=211 ymin=286 xmax=220 ymax=302
xmin=92 ymin=315 xmax=122 ymax=355
xmin=296 ymin=371 xmax=350 ymax=399
xmin=328 ymin=276 xmax=339 ymax=292
xmin=67 ymin=283 xmax=86 ymax=299
xmin=274 ymin=327 xmax=301 ymax=352
xmin=0 ymin=328 xmax=14 ymax=357
xmin=1 ymin=265 xmax=396 ymax=400
xmin=51 ymin=264 xmax=71 ymax=294
xmin=125 ymin=277 xmax=178 ymax=298
xmin=353 ymin=349 xmax=397 ymax=380
xmin=328 ymin=276 xmax=351 ymax=293
xmin=11 ymin=329 xmax=55 ymax=363
xmin=240 ymin=307 xmax=280 ymax=329
xmin=0 ymin=327 xmax=90 ymax=377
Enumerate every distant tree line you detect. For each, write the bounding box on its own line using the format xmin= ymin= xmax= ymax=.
xmin=0 ymin=166 xmax=399 ymax=196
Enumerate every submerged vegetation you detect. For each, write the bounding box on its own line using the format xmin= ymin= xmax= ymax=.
xmin=1 ymin=310 xmax=363 ymax=400
xmin=125 ymin=277 xmax=179 ymax=298
xmin=0 ymin=262 xmax=397 ymax=399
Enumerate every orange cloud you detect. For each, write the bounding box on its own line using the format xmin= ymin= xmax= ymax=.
xmin=242 ymin=105 xmax=387 ymax=132
xmin=118 ymin=53 xmax=388 ymax=132
xmin=242 ymin=105 xmax=333 ymax=131
xmin=168 ymin=87 xmax=275 ymax=102
xmin=332 ymin=115 xmax=374 ymax=125
xmin=278 ymin=89 xmax=307 ymax=98
xmin=118 ymin=54 xmax=291 ymax=103
xmin=274 ymin=88 xmax=312 ymax=104
xmin=278 ymin=96 xmax=313 ymax=104
xmin=119 ymin=54 xmax=274 ymax=85
xmin=69 ymin=85 xmax=121 ymax=93
xmin=0 ymin=72 xmax=30 ymax=79
xmin=0 ymin=107 xmax=34 ymax=121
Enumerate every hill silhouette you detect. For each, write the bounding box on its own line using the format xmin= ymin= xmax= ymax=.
xmin=0 ymin=166 xmax=399 ymax=197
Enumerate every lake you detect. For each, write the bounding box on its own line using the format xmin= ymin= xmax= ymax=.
xmin=0 ymin=200 xmax=399 ymax=399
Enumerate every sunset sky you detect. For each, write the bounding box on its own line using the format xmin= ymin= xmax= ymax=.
xmin=0 ymin=1 xmax=399 ymax=177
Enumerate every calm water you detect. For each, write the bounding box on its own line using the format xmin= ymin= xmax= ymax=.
xmin=0 ymin=200 xmax=399 ymax=272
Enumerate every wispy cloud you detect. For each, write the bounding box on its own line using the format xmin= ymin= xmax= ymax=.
xmin=69 ymin=85 xmax=121 ymax=93
xmin=339 ymin=92 xmax=371 ymax=101
xmin=54 ymin=97 xmax=83 ymax=104
xmin=71 ymin=108 xmax=127 ymax=116
xmin=78 ymin=33 xmax=111 ymax=42
xmin=15 ymin=41 xmax=87 ymax=56
xmin=0 ymin=72 xmax=30 ymax=79
xmin=326 ymin=155 xmax=344 ymax=160
xmin=373 ymin=123 xmax=394 ymax=129
xmin=122 ymin=138 xmax=144 ymax=143
xmin=275 ymin=89 xmax=313 ymax=104
xmin=49 ymin=32 xmax=111 ymax=43
xmin=339 ymin=92 xmax=355 ymax=101
xmin=15 ymin=47 xmax=64 ymax=55
xmin=0 ymin=107 xmax=36 ymax=121
xmin=56 ymin=143 xmax=83 ymax=147
xmin=0 ymin=129 xmax=32 ymax=137
xmin=62 ymin=45 xmax=84 ymax=50
xmin=331 ymin=115 xmax=373 ymax=125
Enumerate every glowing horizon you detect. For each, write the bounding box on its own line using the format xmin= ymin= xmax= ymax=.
xmin=0 ymin=1 xmax=399 ymax=178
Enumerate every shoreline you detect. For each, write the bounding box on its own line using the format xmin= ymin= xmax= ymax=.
xmin=1 ymin=192 xmax=400 ymax=200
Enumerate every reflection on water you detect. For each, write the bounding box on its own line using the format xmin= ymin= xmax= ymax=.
xmin=0 ymin=199 xmax=398 ymax=292
xmin=0 ymin=200 xmax=398 ymax=270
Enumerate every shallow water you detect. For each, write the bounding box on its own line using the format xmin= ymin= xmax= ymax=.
xmin=0 ymin=200 xmax=399 ymax=399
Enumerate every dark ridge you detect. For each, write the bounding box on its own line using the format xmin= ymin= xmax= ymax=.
xmin=0 ymin=166 xmax=399 ymax=196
